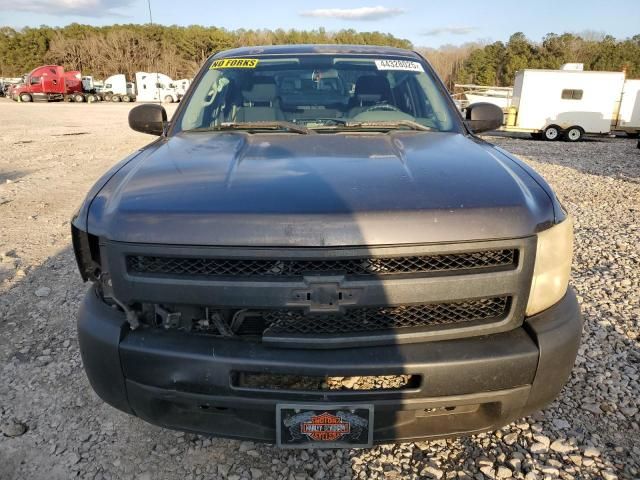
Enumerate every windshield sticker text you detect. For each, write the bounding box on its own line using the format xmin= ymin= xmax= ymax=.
xmin=374 ymin=60 xmax=424 ymax=72
xmin=210 ymin=58 xmax=259 ymax=69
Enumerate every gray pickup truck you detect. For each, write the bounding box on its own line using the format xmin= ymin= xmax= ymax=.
xmin=72 ymin=45 xmax=581 ymax=448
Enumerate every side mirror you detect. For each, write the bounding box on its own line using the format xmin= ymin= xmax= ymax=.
xmin=128 ymin=104 xmax=167 ymax=136
xmin=465 ymin=102 xmax=504 ymax=134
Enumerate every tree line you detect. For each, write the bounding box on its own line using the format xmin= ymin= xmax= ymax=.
xmin=421 ymin=32 xmax=640 ymax=88
xmin=0 ymin=24 xmax=411 ymax=80
xmin=0 ymin=24 xmax=638 ymax=88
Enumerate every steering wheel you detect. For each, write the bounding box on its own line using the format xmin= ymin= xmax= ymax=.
xmin=361 ymin=103 xmax=402 ymax=114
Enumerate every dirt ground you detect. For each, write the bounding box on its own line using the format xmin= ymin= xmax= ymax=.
xmin=0 ymin=99 xmax=638 ymax=480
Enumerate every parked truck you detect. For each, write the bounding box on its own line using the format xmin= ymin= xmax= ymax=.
xmin=134 ymin=72 xmax=180 ymax=103
xmin=170 ymin=78 xmax=191 ymax=100
xmin=73 ymin=44 xmax=581 ymax=447
xmin=101 ymin=72 xmax=179 ymax=103
xmin=102 ymin=74 xmax=136 ymax=102
xmin=12 ymin=65 xmax=101 ymax=103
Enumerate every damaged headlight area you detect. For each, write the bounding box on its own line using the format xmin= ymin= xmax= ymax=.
xmin=71 ymin=224 xmax=101 ymax=282
xmin=526 ymin=217 xmax=574 ymax=317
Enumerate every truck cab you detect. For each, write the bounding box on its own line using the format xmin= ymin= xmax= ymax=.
xmin=134 ymin=72 xmax=179 ymax=103
xmin=13 ymin=65 xmax=89 ymax=102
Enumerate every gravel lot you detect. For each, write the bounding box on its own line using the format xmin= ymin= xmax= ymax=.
xmin=0 ymin=100 xmax=638 ymax=480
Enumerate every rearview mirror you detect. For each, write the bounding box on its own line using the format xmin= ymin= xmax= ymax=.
xmin=128 ymin=104 xmax=167 ymax=136
xmin=465 ymin=102 xmax=504 ymax=134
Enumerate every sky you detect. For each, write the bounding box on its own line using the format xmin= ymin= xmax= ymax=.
xmin=0 ymin=0 xmax=638 ymax=47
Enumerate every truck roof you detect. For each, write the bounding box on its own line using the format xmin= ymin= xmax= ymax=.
xmin=211 ymin=44 xmax=420 ymax=60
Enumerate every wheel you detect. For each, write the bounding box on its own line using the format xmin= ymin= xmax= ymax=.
xmin=20 ymin=93 xmax=32 ymax=102
xmin=163 ymin=95 xmax=174 ymax=104
xmin=564 ymin=126 xmax=583 ymax=142
xmin=103 ymin=93 xmax=112 ymax=102
xmin=111 ymin=95 xmax=121 ymax=102
xmin=530 ymin=132 xmax=543 ymax=140
xmin=86 ymin=94 xmax=96 ymax=103
xmin=121 ymin=95 xmax=131 ymax=102
xmin=627 ymin=131 xmax=640 ymax=139
xmin=543 ymin=125 xmax=560 ymax=141
xmin=74 ymin=94 xmax=84 ymax=103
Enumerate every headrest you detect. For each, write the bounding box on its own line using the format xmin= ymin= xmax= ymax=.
xmin=355 ymin=75 xmax=391 ymax=98
xmin=243 ymin=77 xmax=277 ymax=103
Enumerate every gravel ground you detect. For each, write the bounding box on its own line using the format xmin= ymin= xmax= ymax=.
xmin=0 ymin=100 xmax=638 ymax=480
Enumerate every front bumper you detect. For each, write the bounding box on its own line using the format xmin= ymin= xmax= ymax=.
xmin=78 ymin=287 xmax=582 ymax=444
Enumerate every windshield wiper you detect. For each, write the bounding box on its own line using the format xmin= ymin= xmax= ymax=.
xmin=309 ymin=119 xmax=432 ymax=132
xmin=343 ymin=120 xmax=432 ymax=131
xmin=188 ymin=121 xmax=312 ymax=134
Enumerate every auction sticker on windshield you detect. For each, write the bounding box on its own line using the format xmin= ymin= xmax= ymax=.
xmin=210 ymin=58 xmax=259 ymax=69
xmin=375 ymin=59 xmax=424 ymax=72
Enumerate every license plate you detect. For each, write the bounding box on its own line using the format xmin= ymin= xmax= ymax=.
xmin=276 ymin=404 xmax=374 ymax=448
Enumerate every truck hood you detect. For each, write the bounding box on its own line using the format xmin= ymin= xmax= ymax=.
xmin=88 ymin=131 xmax=553 ymax=246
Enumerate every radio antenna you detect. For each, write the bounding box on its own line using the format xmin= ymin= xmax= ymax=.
xmin=146 ymin=0 xmax=161 ymax=104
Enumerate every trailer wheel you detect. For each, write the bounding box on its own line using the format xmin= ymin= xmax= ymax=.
xmin=564 ymin=126 xmax=583 ymax=142
xmin=121 ymin=95 xmax=131 ymax=102
xmin=20 ymin=93 xmax=32 ymax=102
xmin=163 ymin=95 xmax=174 ymax=104
xmin=74 ymin=94 xmax=85 ymax=103
xmin=543 ymin=125 xmax=560 ymax=141
xmin=111 ymin=95 xmax=121 ymax=102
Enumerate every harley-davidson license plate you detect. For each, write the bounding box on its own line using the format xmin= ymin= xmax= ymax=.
xmin=276 ymin=404 xmax=374 ymax=448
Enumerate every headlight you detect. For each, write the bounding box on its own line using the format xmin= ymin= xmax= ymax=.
xmin=526 ymin=217 xmax=574 ymax=316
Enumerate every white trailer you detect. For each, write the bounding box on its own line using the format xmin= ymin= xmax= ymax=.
xmin=134 ymin=72 xmax=179 ymax=103
xmin=615 ymin=79 xmax=640 ymax=137
xmin=501 ymin=67 xmax=625 ymax=141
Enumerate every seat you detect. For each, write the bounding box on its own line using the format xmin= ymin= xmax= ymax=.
xmin=348 ymin=75 xmax=393 ymax=117
xmin=235 ymin=78 xmax=283 ymax=122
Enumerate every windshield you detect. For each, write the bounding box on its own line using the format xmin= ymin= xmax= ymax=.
xmin=176 ymin=54 xmax=458 ymax=133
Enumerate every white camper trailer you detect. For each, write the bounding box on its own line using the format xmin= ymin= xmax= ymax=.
xmin=502 ymin=66 xmax=626 ymax=141
xmin=134 ymin=72 xmax=179 ymax=103
xmin=615 ymin=79 xmax=640 ymax=137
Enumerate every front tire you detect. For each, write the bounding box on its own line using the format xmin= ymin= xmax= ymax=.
xmin=564 ymin=126 xmax=583 ymax=142
xmin=121 ymin=95 xmax=131 ymax=102
xmin=163 ymin=95 xmax=174 ymax=104
xmin=111 ymin=95 xmax=121 ymax=102
xmin=544 ymin=125 xmax=560 ymax=141
xmin=20 ymin=93 xmax=32 ymax=102
xmin=74 ymin=94 xmax=85 ymax=103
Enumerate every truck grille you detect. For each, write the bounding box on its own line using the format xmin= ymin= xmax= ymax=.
xmin=262 ymin=297 xmax=510 ymax=336
xmin=126 ymin=249 xmax=517 ymax=278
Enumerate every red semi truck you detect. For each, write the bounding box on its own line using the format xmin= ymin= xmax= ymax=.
xmin=12 ymin=65 xmax=101 ymax=103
